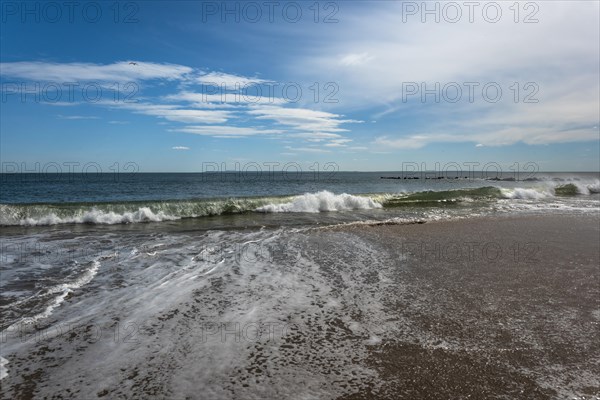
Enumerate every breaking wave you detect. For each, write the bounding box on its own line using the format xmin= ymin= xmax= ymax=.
xmin=1 ymin=183 xmax=597 ymax=226
xmin=256 ymin=191 xmax=382 ymax=213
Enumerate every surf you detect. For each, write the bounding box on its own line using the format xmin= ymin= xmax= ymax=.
xmin=1 ymin=182 xmax=597 ymax=226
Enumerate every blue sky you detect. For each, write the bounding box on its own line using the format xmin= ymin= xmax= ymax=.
xmin=1 ymin=1 xmax=599 ymax=172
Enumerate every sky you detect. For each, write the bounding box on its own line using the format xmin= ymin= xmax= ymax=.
xmin=1 ymin=0 xmax=599 ymax=172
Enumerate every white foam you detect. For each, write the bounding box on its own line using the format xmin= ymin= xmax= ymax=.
xmin=365 ymin=335 xmax=382 ymax=345
xmin=256 ymin=191 xmax=382 ymax=213
xmin=587 ymin=183 xmax=600 ymax=194
xmin=3 ymin=260 xmax=100 ymax=331
xmin=0 ymin=356 xmax=8 ymax=380
xmin=500 ymin=187 xmax=553 ymax=200
xmin=18 ymin=207 xmax=179 ymax=226
xmin=579 ymin=180 xmax=600 ymax=194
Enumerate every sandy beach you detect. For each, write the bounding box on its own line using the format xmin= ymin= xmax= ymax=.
xmin=340 ymin=214 xmax=600 ymax=399
xmin=1 ymin=213 xmax=599 ymax=399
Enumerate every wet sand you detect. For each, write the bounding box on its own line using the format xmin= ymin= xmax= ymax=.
xmin=1 ymin=214 xmax=599 ymax=399
xmin=341 ymin=214 xmax=600 ymax=399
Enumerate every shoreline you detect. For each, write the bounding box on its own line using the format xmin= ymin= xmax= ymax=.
xmin=1 ymin=213 xmax=599 ymax=399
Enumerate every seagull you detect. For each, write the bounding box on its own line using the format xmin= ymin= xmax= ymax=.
xmin=129 ymin=62 xmax=138 ymax=66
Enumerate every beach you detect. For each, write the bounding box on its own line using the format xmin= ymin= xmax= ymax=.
xmin=342 ymin=214 xmax=600 ymax=399
xmin=2 ymin=0 xmax=599 ymax=397
xmin=1 ymin=213 xmax=598 ymax=399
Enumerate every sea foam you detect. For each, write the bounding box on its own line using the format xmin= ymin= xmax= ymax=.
xmin=256 ymin=191 xmax=382 ymax=213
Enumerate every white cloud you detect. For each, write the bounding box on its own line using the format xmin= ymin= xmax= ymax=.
xmin=324 ymin=139 xmax=353 ymax=147
xmin=0 ymin=61 xmax=192 ymax=82
xmin=168 ymin=91 xmax=287 ymax=107
xmin=156 ymin=109 xmax=230 ymax=124
xmin=284 ymin=146 xmax=331 ymax=153
xmin=289 ymin=1 xmax=600 ymax=147
xmin=111 ymin=102 xmax=232 ymax=124
xmin=57 ymin=115 xmax=99 ymax=120
xmin=374 ymin=124 xmax=600 ymax=150
xmin=195 ymin=72 xmax=269 ymax=87
xmin=41 ymin=101 xmax=79 ymax=107
xmin=340 ymin=52 xmax=374 ymax=66
xmin=289 ymin=132 xmax=344 ymax=139
xmin=175 ymin=126 xmax=284 ymax=137
xmin=172 ymin=146 xmax=190 ymax=150
xmin=374 ymin=136 xmax=431 ymax=150
xmin=247 ymin=106 xmax=361 ymax=133
xmin=2 ymin=61 xmax=364 ymax=146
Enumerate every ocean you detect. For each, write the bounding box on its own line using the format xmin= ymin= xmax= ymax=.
xmin=1 ymin=171 xmax=599 ymax=398
xmin=2 ymin=171 xmax=599 ymax=227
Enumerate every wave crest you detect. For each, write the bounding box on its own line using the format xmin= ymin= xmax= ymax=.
xmin=256 ymin=191 xmax=382 ymax=213
xmin=2 ymin=182 xmax=597 ymax=226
